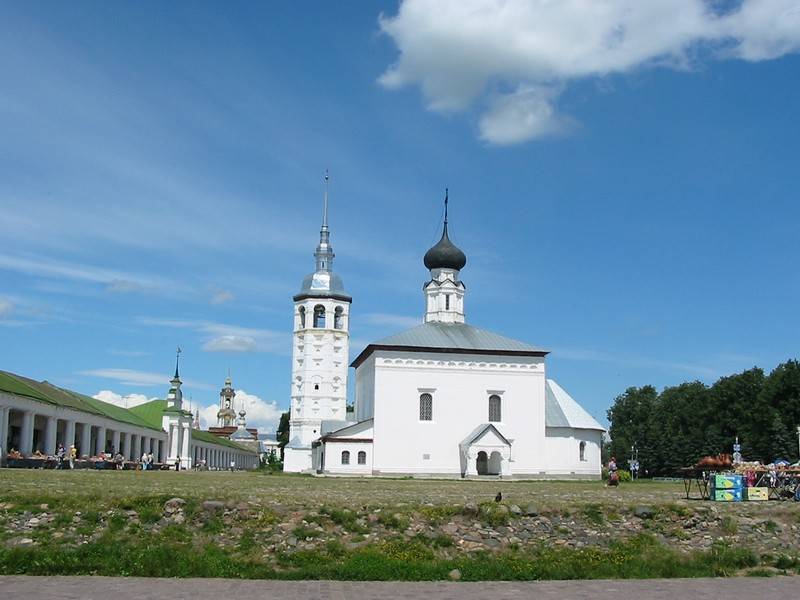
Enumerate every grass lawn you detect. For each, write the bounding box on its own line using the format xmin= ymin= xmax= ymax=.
xmin=0 ymin=470 xmax=797 ymax=580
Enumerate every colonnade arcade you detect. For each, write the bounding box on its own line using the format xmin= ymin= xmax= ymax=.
xmin=192 ymin=443 xmax=258 ymax=469
xmin=0 ymin=399 xmax=166 ymax=461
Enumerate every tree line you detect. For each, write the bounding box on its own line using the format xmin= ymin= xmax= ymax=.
xmin=607 ymin=359 xmax=800 ymax=476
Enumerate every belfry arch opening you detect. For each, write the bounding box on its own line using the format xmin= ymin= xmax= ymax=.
xmin=313 ymin=305 xmax=326 ymax=328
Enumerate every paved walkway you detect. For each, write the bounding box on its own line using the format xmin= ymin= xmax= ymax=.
xmin=1 ymin=576 xmax=797 ymax=600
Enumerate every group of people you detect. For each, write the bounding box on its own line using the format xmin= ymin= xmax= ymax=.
xmin=55 ymin=443 xmax=78 ymax=469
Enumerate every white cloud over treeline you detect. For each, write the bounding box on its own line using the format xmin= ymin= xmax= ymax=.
xmin=379 ymin=0 xmax=800 ymax=144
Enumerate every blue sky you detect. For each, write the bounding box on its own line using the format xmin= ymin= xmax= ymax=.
xmin=1 ymin=1 xmax=799 ymax=432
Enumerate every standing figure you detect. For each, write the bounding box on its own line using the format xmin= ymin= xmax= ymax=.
xmin=607 ymin=456 xmax=619 ymax=487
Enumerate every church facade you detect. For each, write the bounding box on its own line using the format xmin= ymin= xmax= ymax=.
xmin=284 ymin=190 xmax=604 ymax=479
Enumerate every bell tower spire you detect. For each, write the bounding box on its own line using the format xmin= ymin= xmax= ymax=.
xmin=423 ymin=189 xmax=467 ymax=324
xmin=315 ymin=170 xmax=334 ymax=273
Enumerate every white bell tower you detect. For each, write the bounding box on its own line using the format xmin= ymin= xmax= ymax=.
xmin=283 ymin=173 xmax=351 ymax=473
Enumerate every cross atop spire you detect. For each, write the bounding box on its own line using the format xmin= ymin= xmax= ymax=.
xmin=444 ymin=187 xmax=449 ymax=226
xmin=173 ymin=346 xmax=182 ymax=380
xmin=323 ymin=169 xmax=329 ymax=230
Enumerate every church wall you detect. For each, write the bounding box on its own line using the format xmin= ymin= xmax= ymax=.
xmin=369 ymin=350 xmax=547 ymax=476
xmin=321 ymin=440 xmax=372 ymax=475
xmin=543 ymin=427 xmax=603 ymax=478
xmin=354 ymin=355 xmax=375 ymax=422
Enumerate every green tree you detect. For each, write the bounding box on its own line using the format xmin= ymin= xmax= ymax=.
xmin=276 ymin=411 xmax=290 ymax=459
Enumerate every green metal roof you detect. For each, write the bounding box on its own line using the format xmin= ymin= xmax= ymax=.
xmin=0 ymin=370 xmax=162 ymax=432
xmin=130 ymin=400 xmax=255 ymax=451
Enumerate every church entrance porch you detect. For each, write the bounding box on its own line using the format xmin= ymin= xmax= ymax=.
xmin=475 ymin=450 xmax=504 ymax=476
xmin=460 ymin=424 xmax=512 ymax=478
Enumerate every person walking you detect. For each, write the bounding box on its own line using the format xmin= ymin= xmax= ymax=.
xmin=114 ymin=451 xmax=124 ymax=470
xmin=69 ymin=445 xmax=77 ymax=469
xmin=141 ymin=451 xmax=149 ymax=471
xmin=56 ymin=443 xmax=66 ymax=469
xmin=175 ymin=456 xmax=181 ymax=471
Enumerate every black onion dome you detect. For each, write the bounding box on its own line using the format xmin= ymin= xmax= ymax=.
xmin=424 ymin=224 xmax=467 ymax=270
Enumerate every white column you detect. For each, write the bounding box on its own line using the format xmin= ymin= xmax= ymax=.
xmin=44 ymin=416 xmax=57 ymax=455
xmin=181 ymin=424 xmax=190 ymax=469
xmin=64 ymin=420 xmax=76 ymax=450
xmin=0 ymin=406 xmax=9 ymax=454
xmin=169 ymin=424 xmax=179 ymax=461
xmin=77 ymin=422 xmax=89 ymax=457
xmin=96 ymin=425 xmax=106 ymax=455
xmin=133 ymin=434 xmax=142 ymax=460
xmin=19 ymin=410 xmax=34 ymax=455
xmin=111 ymin=430 xmax=120 ymax=455
xmin=120 ymin=432 xmax=129 ymax=459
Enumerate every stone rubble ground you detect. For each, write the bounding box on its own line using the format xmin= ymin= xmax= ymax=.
xmin=1 ymin=472 xmax=798 ymax=567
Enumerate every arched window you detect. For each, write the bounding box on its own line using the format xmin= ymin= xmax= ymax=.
xmin=298 ymin=306 xmax=306 ymax=328
xmin=579 ymin=441 xmax=586 ymax=462
xmin=313 ymin=305 xmax=325 ymax=328
xmin=419 ymin=393 xmax=433 ymax=421
xmin=488 ymin=395 xmax=501 ymax=422
xmin=357 ymin=450 xmax=366 ymax=465
xmin=334 ymin=306 xmax=343 ymax=329
xmin=341 ymin=450 xmax=350 ymax=465
xmin=445 ymin=294 xmax=450 ymax=310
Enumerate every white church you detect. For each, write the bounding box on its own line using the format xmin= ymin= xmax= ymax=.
xmin=283 ymin=187 xmax=604 ymax=478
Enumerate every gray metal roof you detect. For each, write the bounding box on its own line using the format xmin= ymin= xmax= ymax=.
xmin=294 ymin=271 xmax=351 ymax=301
xmin=376 ymin=322 xmax=546 ymax=353
xmin=545 ymin=379 xmax=605 ymax=431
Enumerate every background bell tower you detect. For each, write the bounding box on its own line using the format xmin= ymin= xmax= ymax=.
xmin=283 ymin=173 xmax=352 ymax=473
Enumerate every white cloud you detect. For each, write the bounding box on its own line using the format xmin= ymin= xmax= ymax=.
xmin=93 ymin=390 xmax=154 ymax=409
xmin=0 ymin=298 xmax=13 ymax=318
xmin=138 ymin=317 xmax=286 ymax=354
xmin=379 ymin=0 xmax=800 ymax=144
xmin=79 ymin=368 xmax=215 ymax=391
xmin=202 ymin=335 xmax=258 ymax=353
xmin=478 ymin=85 xmax=572 ymax=144
xmin=199 ymin=389 xmax=283 ymax=432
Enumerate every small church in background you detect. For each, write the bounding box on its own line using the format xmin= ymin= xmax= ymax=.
xmin=284 ymin=182 xmax=604 ymax=478
xmin=206 ymin=374 xmax=261 ymax=456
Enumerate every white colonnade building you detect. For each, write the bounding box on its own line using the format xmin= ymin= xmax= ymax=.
xmin=0 ymin=362 xmax=259 ymax=470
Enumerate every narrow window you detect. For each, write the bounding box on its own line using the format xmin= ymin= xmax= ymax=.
xmin=357 ymin=450 xmax=366 ymax=465
xmin=419 ymin=393 xmax=433 ymax=421
xmin=341 ymin=450 xmax=350 ymax=465
xmin=334 ymin=306 xmax=343 ymax=329
xmin=313 ymin=305 xmax=326 ymax=328
xmin=579 ymin=441 xmax=586 ymax=462
xmin=445 ymin=294 xmax=450 ymax=310
xmin=489 ymin=394 xmax=501 ymax=422
xmin=298 ymin=306 xmax=306 ymax=328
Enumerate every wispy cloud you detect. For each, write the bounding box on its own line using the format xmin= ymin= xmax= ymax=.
xmin=79 ymin=368 xmax=215 ymax=391
xmin=0 ymin=253 xmax=172 ymax=295
xmin=360 ymin=312 xmax=421 ymax=329
xmin=137 ymin=317 xmax=287 ymax=354
xmin=555 ymin=347 xmax=720 ymax=378
xmin=209 ymin=287 xmax=235 ymax=305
